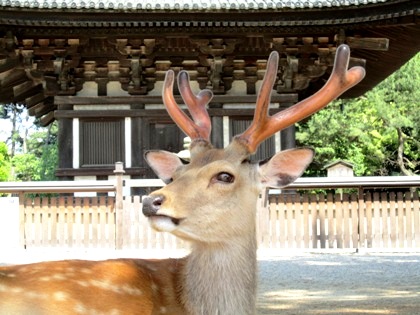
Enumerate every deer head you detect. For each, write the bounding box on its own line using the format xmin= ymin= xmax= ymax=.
xmin=142 ymin=44 xmax=365 ymax=244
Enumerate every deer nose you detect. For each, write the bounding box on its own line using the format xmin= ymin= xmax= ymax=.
xmin=142 ymin=195 xmax=165 ymax=217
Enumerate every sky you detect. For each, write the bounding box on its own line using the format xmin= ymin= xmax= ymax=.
xmin=0 ymin=120 xmax=12 ymax=142
xmin=0 ymin=109 xmax=36 ymax=150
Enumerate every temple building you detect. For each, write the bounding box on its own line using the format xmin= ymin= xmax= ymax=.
xmin=0 ymin=0 xmax=418 ymax=184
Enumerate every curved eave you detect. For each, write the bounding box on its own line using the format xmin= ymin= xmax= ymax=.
xmin=0 ymin=0 xmax=417 ymax=28
xmin=0 ymin=0 xmax=392 ymax=11
xmin=0 ymin=0 xmax=418 ymax=126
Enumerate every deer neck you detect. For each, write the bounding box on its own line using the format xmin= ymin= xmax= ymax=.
xmin=181 ymin=225 xmax=258 ymax=315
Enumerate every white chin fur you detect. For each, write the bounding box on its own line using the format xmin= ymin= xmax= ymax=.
xmin=149 ymin=216 xmax=177 ymax=232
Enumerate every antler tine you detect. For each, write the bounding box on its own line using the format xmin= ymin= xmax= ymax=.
xmin=232 ymin=50 xmax=279 ymax=152
xmin=235 ymin=44 xmax=366 ymax=154
xmin=162 ymin=70 xmax=213 ymax=142
xmin=251 ymin=50 xmax=280 ymax=137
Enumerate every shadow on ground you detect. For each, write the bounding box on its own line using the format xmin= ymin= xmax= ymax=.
xmin=257 ymin=254 xmax=420 ymax=315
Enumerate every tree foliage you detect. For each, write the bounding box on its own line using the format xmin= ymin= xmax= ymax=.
xmin=296 ymin=52 xmax=419 ymax=176
xmin=0 ymin=103 xmax=27 ymax=157
xmin=11 ymin=121 xmax=58 ymax=181
xmin=0 ymin=142 xmax=11 ymax=181
xmin=0 ymin=107 xmax=58 ymax=181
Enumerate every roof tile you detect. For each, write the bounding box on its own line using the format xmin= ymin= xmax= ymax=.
xmin=0 ymin=0 xmax=389 ymax=10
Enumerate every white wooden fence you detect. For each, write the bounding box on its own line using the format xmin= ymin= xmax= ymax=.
xmin=0 ymin=162 xmax=419 ymax=251
xmin=12 ymin=191 xmax=419 ymax=250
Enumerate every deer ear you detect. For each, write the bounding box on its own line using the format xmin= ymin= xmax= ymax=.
xmin=259 ymin=148 xmax=314 ymax=188
xmin=144 ymin=151 xmax=184 ymax=184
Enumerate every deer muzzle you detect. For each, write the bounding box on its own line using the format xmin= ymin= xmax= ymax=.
xmin=142 ymin=195 xmax=164 ymax=217
xmin=142 ymin=195 xmax=182 ymax=226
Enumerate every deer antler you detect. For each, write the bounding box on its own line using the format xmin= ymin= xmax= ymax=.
xmin=234 ymin=44 xmax=366 ymax=154
xmin=163 ymin=70 xmax=213 ymax=142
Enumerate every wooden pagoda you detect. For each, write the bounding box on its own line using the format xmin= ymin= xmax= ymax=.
xmin=0 ymin=0 xmax=418 ymax=183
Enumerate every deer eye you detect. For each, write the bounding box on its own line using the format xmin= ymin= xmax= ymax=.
xmin=215 ymin=172 xmax=235 ymax=183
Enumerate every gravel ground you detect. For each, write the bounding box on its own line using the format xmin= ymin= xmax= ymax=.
xmin=257 ymin=252 xmax=420 ymax=315
xmin=2 ymin=249 xmax=420 ymax=315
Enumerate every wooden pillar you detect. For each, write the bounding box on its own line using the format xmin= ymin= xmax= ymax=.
xmin=281 ymin=125 xmax=297 ymax=194
xmin=280 ymin=125 xmax=296 ymax=150
xmin=57 ymin=114 xmax=73 ymax=180
xmin=131 ymin=117 xmax=142 ymax=168
xmin=211 ymin=116 xmax=224 ymax=149
xmin=114 ymin=162 xmax=125 ymax=250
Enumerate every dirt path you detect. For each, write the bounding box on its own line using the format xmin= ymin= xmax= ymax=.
xmin=2 ymin=250 xmax=419 ymax=314
xmin=257 ymin=253 xmax=420 ymax=315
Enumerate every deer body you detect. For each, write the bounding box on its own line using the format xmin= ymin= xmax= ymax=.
xmin=0 ymin=246 xmax=254 ymax=315
xmin=0 ymin=258 xmax=185 ymax=314
xmin=0 ymin=45 xmax=365 ymax=315
xmin=0 ymin=145 xmax=305 ymax=315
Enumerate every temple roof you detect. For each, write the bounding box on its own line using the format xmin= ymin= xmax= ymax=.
xmin=0 ymin=0 xmax=418 ymax=126
xmin=0 ymin=0 xmax=390 ymax=10
xmin=0 ymin=0 xmax=416 ymax=29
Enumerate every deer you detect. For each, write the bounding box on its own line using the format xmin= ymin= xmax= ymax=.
xmin=0 ymin=44 xmax=364 ymax=315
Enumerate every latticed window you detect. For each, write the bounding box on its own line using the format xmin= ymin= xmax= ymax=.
xmin=80 ymin=119 xmax=125 ymax=167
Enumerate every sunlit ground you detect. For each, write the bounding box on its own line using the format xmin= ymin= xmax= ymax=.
xmin=1 ymin=249 xmax=419 ymax=314
xmin=257 ymin=253 xmax=420 ymax=315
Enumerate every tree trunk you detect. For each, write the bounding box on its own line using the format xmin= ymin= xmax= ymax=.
xmin=396 ymin=127 xmax=414 ymax=176
xmin=10 ymin=106 xmax=17 ymax=157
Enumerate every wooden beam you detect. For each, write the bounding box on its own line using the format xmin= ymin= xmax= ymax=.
xmin=39 ymin=111 xmax=55 ymax=126
xmin=346 ymin=37 xmax=389 ymax=51
xmin=0 ymin=69 xmax=27 ymax=90
xmin=13 ymin=81 xmax=43 ymax=102
xmin=54 ymin=107 xmax=288 ymax=119
xmin=25 ymin=92 xmax=47 ymax=108
xmin=33 ymin=102 xmax=55 ymax=118
xmin=55 ymin=167 xmax=146 ymax=177
xmin=0 ymin=58 xmax=19 ymax=73
xmin=54 ymin=94 xmax=298 ymax=106
xmin=27 ymin=98 xmax=56 ymax=119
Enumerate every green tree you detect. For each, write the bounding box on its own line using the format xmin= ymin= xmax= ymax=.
xmin=0 ymin=103 xmax=26 ymax=157
xmin=1 ymin=102 xmax=59 ymax=181
xmin=296 ymin=98 xmax=375 ymax=176
xmin=37 ymin=122 xmax=59 ymax=181
xmin=11 ymin=153 xmax=41 ymax=181
xmin=10 ymin=121 xmax=58 ymax=181
xmin=0 ymin=142 xmax=11 ymax=181
xmin=366 ymin=52 xmax=420 ymax=175
xmin=296 ymin=52 xmax=419 ymax=176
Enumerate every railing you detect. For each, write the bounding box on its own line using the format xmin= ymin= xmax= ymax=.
xmin=0 ymin=162 xmax=419 ymax=251
xmin=127 ymin=176 xmax=420 ymax=191
xmin=258 ymin=191 xmax=420 ymax=250
xmin=10 ymin=191 xmax=420 ymax=251
xmin=287 ymin=176 xmax=420 ymax=189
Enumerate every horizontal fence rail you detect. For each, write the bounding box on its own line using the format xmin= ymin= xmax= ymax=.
xmin=0 ymin=181 xmax=116 ymax=193
xmin=1 ymin=176 xmax=418 ymax=194
xmin=287 ymin=176 xmax=420 ymax=189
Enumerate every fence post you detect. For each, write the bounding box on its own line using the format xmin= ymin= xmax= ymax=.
xmin=256 ymin=188 xmax=269 ymax=248
xmin=114 ymin=162 xmax=125 ymax=250
xmin=357 ymin=187 xmax=363 ymax=252
xmin=19 ymin=192 xmax=26 ymax=249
